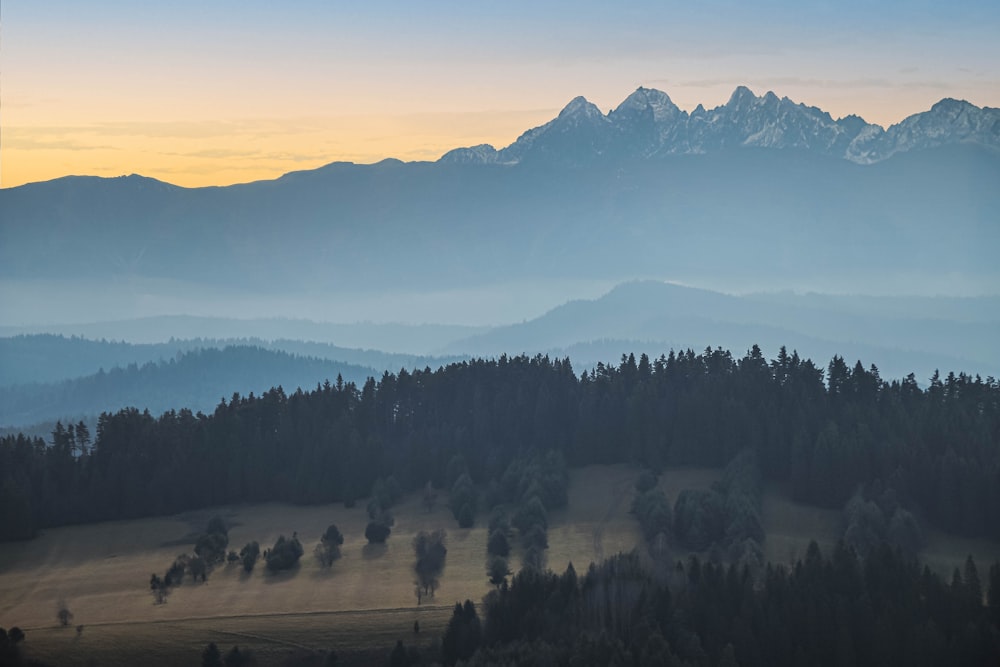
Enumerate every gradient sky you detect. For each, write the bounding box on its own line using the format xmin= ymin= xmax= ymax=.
xmin=3 ymin=0 xmax=999 ymax=188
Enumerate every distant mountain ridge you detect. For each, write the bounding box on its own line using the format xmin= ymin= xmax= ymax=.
xmin=442 ymin=280 xmax=1000 ymax=382
xmin=441 ymin=86 xmax=1000 ymax=166
xmin=2 ymin=85 xmax=998 ymax=319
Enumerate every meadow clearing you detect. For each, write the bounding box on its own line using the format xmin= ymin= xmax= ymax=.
xmin=2 ymin=464 xmax=996 ymax=665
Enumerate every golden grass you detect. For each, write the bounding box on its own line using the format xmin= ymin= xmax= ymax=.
xmin=0 ymin=465 xmax=644 ymax=665
xmin=3 ymin=463 xmax=997 ymax=666
xmin=16 ymin=606 xmax=455 ymax=667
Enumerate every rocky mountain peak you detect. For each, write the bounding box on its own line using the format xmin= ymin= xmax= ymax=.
xmin=726 ymin=85 xmax=759 ymax=109
xmin=558 ymin=96 xmax=605 ymax=120
xmin=438 ymin=87 xmax=997 ymax=166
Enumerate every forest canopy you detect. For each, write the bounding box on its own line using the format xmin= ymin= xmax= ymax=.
xmin=1 ymin=347 xmax=997 ymax=544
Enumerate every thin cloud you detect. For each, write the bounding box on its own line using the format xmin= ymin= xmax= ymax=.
xmin=3 ymin=135 xmax=121 ymax=151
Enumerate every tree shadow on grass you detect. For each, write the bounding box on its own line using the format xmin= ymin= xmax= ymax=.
xmin=362 ymin=543 xmax=388 ymax=560
xmin=310 ymin=563 xmax=340 ymax=580
xmin=262 ymin=562 xmax=301 ymax=583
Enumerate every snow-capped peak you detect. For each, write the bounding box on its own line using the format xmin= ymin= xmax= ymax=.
xmin=436 ymin=87 xmax=998 ymax=166
xmin=558 ymin=96 xmax=604 ymax=119
xmin=612 ymin=87 xmax=683 ymax=123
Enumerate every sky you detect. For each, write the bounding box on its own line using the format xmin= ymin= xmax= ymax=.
xmin=3 ymin=0 xmax=999 ymax=189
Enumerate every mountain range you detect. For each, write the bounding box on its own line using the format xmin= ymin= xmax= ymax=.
xmin=1 ymin=86 xmax=997 ymax=328
xmin=441 ymin=86 xmax=1000 ymax=166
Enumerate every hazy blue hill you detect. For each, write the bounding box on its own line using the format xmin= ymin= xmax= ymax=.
xmin=0 ymin=316 xmax=483 ymax=354
xmin=0 ymin=332 xmax=466 ymax=388
xmin=2 ymin=143 xmax=997 ymax=300
xmin=0 ymin=334 xmax=210 ymax=387
xmin=443 ymin=281 xmax=1000 ymax=381
xmin=0 ymin=345 xmax=379 ymax=427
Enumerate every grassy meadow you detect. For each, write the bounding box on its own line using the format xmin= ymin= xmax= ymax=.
xmin=2 ymin=464 xmax=997 ymax=665
xmin=0 ymin=465 xmax=649 ymax=665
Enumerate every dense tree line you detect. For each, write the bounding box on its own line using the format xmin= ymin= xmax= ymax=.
xmin=451 ymin=545 xmax=1000 ymax=666
xmin=1 ymin=347 xmax=998 ymax=544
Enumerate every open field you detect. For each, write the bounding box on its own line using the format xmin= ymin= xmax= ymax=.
xmin=0 ymin=465 xmax=649 ymax=665
xmin=14 ymin=606 xmax=456 ymax=667
xmin=2 ymin=464 xmax=998 ymax=665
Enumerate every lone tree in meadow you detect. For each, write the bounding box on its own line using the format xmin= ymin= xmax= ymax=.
xmin=365 ymin=520 xmax=391 ymax=544
xmin=265 ymin=533 xmax=304 ymax=572
xmin=315 ymin=523 xmax=344 ymax=568
xmin=239 ymin=541 xmax=260 ymax=573
xmin=195 ymin=516 xmax=229 ymax=565
xmin=413 ymin=529 xmax=447 ymax=600
xmin=57 ymin=603 xmax=73 ymax=627
xmin=149 ymin=574 xmax=170 ymax=604
xmin=188 ymin=555 xmax=208 ymax=582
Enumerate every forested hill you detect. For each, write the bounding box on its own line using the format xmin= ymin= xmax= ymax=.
xmin=0 ymin=333 xmax=462 ymax=388
xmin=1 ymin=347 xmax=997 ymax=545
xmin=0 ymin=345 xmax=378 ymax=427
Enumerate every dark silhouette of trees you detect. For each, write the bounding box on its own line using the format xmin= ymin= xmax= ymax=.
xmin=223 ymin=645 xmax=250 ymax=667
xmin=264 ymin=534 xmax=304 ymax=572
xmin=389 ymin=639 xmax=407 ymax=667
xmin=201 ymin=642 xmax=223 ymax=667
xmin=57 ymin=604 xmax=73 ymax=627
xmin=239 ymin=541 xmax=260 ymax=573
xmin=0 ymin=626 xmax=26 ymax=666
xmin=315 ymin=524 xmax=344 ymax=568
xmin=365 ymin=521 xmax=391 ymax=544
xmin=194 ymin=517 xmax=229 ymax=565
xmin=149 ymin=574 xmax=169 ymax=604
xmin=1 ymin=349 xmax=997 ymax=549
xmin=462 ymin=544 xmax=1000 ymax=667
xmin=450 ymin=472 xmax=477 ymax=528
xmin=189 ymin=556 xmax=207 ymax=582
xmin=632 ymin=487 xmax=672 ymax=543
xmin=441 ymin=600 xmax=482 ymax=666
xmin=487 ymin=555 xmax=511 ymax=588
xmin=486 ymin=529 xmax=510 ymax=559
xmin=367 ymin=476 xmax=401 ymax=529
xmin=673 ymin=489 xmax=725 ymax=550
xmin=988 ymin=561 xmax=1000 ymax=628
xmin=413 ymin=529 xmax=447 ymax=599
xmin=457 ymin=503 xmax=475 ymax=529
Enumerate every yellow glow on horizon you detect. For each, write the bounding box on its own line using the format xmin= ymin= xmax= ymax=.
xmin=3 ymin=84 xmax=996 ymax=189
xmin=2 ymin=110 xmax=559 ymax=188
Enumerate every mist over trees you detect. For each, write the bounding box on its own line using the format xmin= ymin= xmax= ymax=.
xmin=0 ymin=347 xmax=998 ymax=547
